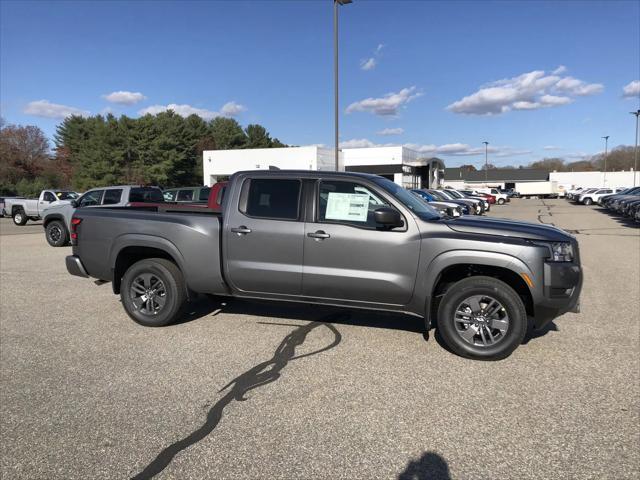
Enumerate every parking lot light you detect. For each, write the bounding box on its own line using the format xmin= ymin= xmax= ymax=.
xmin=631 ymin=110 xmax=640 ymax=186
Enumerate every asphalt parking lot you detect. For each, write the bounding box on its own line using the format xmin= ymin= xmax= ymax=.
xmin=1 ymin=199 xmax=639 ymax=480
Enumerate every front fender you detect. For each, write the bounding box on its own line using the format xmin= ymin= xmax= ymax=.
xmin=418 ymin=249 xmax=536 ymax=324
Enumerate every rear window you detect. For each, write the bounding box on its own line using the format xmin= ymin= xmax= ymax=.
xmin=129 ymin=188 xmax=164 ymax=203
xmin=244 ymin=179 xmax=300 ymax=220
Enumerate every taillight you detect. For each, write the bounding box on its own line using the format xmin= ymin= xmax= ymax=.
xmin=71 ymin=217 xmax=82 ymax=242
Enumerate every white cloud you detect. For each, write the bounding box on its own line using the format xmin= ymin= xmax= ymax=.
xmin=138 ymin=101 xmax=246 ymax=120
xmin=360 ymin=43 xmax=385 ymax=71
xmin=346 ymin=86 xmax=422 ymax=116
xmin=622 ymin=80 xmax=640 ymax=99
xmin=447 ymin=69 xmax=603 ymax=115
xmin=24 ymin=100 xmax=90 ymax=119
xmin=552 ymin=65 xmax=567 ymax=75
xmin=220 ymin=101 xmax=247 ymax=116
xmin=543 ymin=145 xmax=562 ymax=150
xmin=376 ymin=127 xmax=404 ymax=136
xmin=360 ymin=58 xmax=377 ymax=71
xmin=103 ymin=90 xmax=146 ymax=105
xmin=339 ymin=138 xmax=530 ymax=158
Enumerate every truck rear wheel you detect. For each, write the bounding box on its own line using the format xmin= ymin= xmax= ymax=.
xmin=436 ymin=276 xmax=527 ymax=360
xmin=13 ymin=209 xmax=28 ymax=225
xmin=121 ymin=258 xmax=186 ymax=327
xmin=45 ymin=220 xmax=68 ymax=247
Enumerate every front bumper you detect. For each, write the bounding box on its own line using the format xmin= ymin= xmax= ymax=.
xmin=66 ymin=255 xmax=89 ymax=278
xmin=533 ymin=261 xmax=583 ymax=329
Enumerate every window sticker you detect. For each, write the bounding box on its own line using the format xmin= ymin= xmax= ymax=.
xmin=325 ymin=192 xmax=370 ymax=222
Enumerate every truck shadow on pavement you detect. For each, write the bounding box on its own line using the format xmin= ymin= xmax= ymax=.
xmin=131 ymin=311 xmax=344 ymax=480
xmin=397 ymin=451 xmax=451 ymax=480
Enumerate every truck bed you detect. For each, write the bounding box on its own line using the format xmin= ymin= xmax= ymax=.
xmin=73 ymin=207 xmax=227 ymax=295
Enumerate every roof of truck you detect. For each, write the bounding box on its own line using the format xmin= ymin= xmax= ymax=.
xmin=231 ymin=170 xmax=380 ymax=179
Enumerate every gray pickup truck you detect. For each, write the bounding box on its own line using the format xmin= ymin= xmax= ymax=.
xmin=66 ymin=171 xmax=582 ymax=360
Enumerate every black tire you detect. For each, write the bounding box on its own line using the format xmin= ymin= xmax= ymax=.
xmin=12 ymin=208 xmax=28 ymax=225
xmin=497 ymin=198 xmax=505 ymax=205
xmin=120 ymin=258 xmax=186 ymax=327
xmin=436 ymin=276 xmax=527 ymax=360
xmin=45 ymin=220 xmax=68 ymax=247
xmin=583 ymin=198 xmax=593 ymax=205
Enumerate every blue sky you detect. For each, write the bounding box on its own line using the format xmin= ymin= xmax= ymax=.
xmin=1 ymin=0 xmax=639 ymax=167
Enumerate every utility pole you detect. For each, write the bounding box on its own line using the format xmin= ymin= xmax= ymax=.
xmin=632 ymin=110 xmax=640 ymax=186
xmin=602 ymin=135 xmax=609 ymax=186
xmin=483 ymin=141 xmax=489 ymax=185
xmin=334 ymin=0 xmax=352 ymax=171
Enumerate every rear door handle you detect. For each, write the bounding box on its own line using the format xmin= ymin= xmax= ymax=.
xmin=307 ymin=230 xmax=330 ymax=239
xmin=231 ymin=226 xmax=252 ymax=235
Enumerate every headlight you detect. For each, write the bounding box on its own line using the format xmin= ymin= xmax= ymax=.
xmin=549 ymin=242 xmax=574 ymax=262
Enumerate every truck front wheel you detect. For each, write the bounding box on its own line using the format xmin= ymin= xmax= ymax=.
xmin=497 ymin=198 xmax=505 ymax=205
xmin=121 ymin=258 xmax=186 ymax=327
xmin=436 ymin=276 xmax=527 ymax=360
xmin=45 ymin=220 xmax=68 ymax=247
xmin=13 ymin=209 xmax=28 ymax=225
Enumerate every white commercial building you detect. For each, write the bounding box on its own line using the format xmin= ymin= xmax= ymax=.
xmin=202 ymin=146 xmax=445 ymax=189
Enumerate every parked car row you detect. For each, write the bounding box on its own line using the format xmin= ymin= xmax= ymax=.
xmin=565 ymin=185 xmax=640 ymax=223
xmin=408 ymin=188 xmax=512 ymax=216
xmin=599 ymin=186 xmax=640 ymax=222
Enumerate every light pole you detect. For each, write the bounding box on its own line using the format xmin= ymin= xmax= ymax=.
xmin=602 ymin=135 xmax=609 ymax=186
xmin=631 ymin=110 xmax=640 ymax=186
xmin=334 ymin=0 xmax=352 ymax=171
xmin=483 ymin=141 xmax=489 ymax=185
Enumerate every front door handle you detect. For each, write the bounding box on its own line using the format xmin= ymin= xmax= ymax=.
xmin=231 ymin=226 xmax=252 ymax=235
xmin=307 ymin=230 xmax=330 ymax=240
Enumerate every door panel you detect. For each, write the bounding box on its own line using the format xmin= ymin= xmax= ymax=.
xmin=303 ymin=223 xmax=420 ymax=304
xmin=302 ymin=180 xmax=420 ymax=305
xmin=225 ymin=178 xmax=304 ymax=295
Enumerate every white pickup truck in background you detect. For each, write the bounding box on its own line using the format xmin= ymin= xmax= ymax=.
xmin=4 ymin=190 xmax=79 ymax=225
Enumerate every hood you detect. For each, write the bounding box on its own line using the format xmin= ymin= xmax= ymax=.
xmin=43 ymin=202 xmax=73 ymax=214
xmin=444 ymin=215 xmax=572 ymax=241
xmin=430 ymin=201 xmax=459 ymax=209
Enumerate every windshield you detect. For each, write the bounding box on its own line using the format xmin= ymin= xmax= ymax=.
xmin=372 ymin=178 xmax=441 ymax=220
xmin=445 ymin=190 xmax=463 ymax=199
xmin=55 ymin=191 xmax=78 ymax=200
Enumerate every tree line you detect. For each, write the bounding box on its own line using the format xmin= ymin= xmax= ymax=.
xmin=458 ymin=146 xmax=638 ymax=173
xmin=0 ymin=112 xmax=285 ymax=196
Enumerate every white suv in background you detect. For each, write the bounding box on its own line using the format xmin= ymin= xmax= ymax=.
xmin=578 ymin=188 xmax=615 ymax=205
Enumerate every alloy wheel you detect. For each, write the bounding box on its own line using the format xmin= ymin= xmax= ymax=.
xmin=129 ymin=273 xmax=167 ymax=315
xmin=453 ymin=295 xmax=509 ymax=347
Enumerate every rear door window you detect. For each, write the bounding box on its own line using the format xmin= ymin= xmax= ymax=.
xmin=177 ymin=189 xmax=194 ymax=201
xmin=243 ymin=179 xmax=300 ymax=220
xmin=129 ymin=188 xmax=164 ymax=203
xmin=102 ymin=189 xmax=123 ymax=205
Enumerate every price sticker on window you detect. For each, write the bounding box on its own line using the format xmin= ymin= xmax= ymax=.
xmin=325 ymin=192 xmax=370 ymax=222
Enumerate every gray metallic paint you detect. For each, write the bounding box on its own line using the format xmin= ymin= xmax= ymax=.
xmin=68 ymin=170 xmax=582 ymax=329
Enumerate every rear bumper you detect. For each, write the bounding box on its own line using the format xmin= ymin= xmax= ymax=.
xmin=66 ymin=255 xmax=89 ymax=278
xmin=533 ymin=262 xmax=583 ymax=329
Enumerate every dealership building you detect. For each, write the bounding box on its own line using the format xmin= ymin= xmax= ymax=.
xmin=202 ymin=146 xmax=445 ymax=189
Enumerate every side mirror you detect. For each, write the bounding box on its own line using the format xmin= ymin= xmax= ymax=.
xmin=374 ymin=207 xmax=403 ymax=228
xmin=70 ymin=200 xmax=78 ymax=208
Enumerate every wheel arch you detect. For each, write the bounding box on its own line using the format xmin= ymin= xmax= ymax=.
xmin=43 ymin=214 xmax=67 ymax=230
xmin=110 ymin=236 xmax=186 ymax=295
xmin=423 ymin=251 xmax=535 ymax=328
